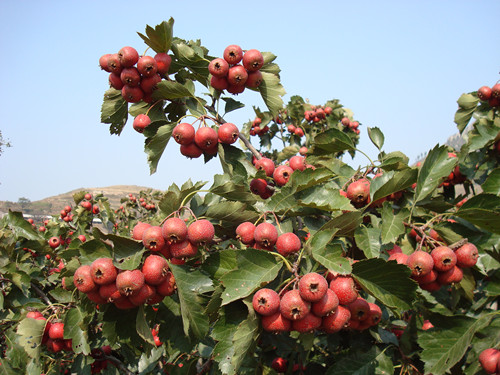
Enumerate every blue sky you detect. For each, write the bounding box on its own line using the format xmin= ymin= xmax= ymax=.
xmin=0 ymin=1 xmax=499 ymax=203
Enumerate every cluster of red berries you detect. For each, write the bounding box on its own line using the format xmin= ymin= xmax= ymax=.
xmin=479 ymin=348 xmax=500 ymax=374
xmin=99 ymin=46 xmax=171 ymax=104
xmin=387 ymin=242 xmax=479 ymax=291
xmin=249 ymin=117 xmax=269 ymax=137
xmin=80 ymin=193 xmax=100 ymax=214
xmin=26 ymin=312 xmax=73 ymax=353
xmin=285 ymin=123 xmax=305 ymax=138
xmin=342 ymin=178 xmax=371 ymax=208
xmin=340 ymin=117 xmax=361 ymax=135
xmin=236 ymin=221 xmax=301 ymax=256
xmin=132 ymin=217 xmax=215 ymax=260
xmin=252 ymin=272 xmax=381 ymax=334
xmin=477 ymin=83 xmax=500 ymax=107
xmin=441 ymin=152 xmax=466 ymax=187
xmin=73 ymin=255 xmax=176 ymax=310
xmin=171 ymin=122 xmax=239 ymax=159
xmin=250 ymin=155 xmax=314 ymax=199
xmin=304 ymin=105 xmax=333 ymax=123
xmin=59 ymin=205 xmax=73 ymax=223
xmin=90 ymin=345 xmax=113 ymax=374
xmin=208 ymin=45 xmax=264 ymax=94
xmin=151 ymin=326 xmax=162 ymax=347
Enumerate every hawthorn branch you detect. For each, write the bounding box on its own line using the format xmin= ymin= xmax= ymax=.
xmin=30 ymin=282 xmax=58 ymax=315
xmin=103 ymin=355 xmax=136 ymax=375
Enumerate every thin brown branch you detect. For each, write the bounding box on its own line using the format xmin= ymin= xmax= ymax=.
xmin=30 ymin=282 xmax=58 ymax=315
xmin=104 ymin=354 xmax=136 ymax=375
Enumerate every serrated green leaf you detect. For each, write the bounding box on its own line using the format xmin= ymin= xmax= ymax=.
xmin=137 ymin=19 xmax=174 ymax=53
xmin=482 ymin=168 xmax=500 ymax=195
xmin=152 ymin=80 xmax=195 ymax=101
xmin=219 ymin=249 xmax=283 ymax=306
xmin=16 ymin=318 xmax=45 ymax=358
xmin=222 ymin=97 xmax=245 ymax=114
xmin=468 ymin=120 xmax=500 ymax=151
xmin=136 ymin=305 xmax=155 ymax=345
xmin=100 ymin=88 xmax=128 ymax=135
xmin=354 ymin=226 xmax=381 ymax=258
xmin=311 ymin=128 xmax=355 ymax=155
xmin=258 ymin=71 xmax=285 ymax=116
xmin=210 ymin=174 xmax=256 ymax=203
xmin=454 ymin=93 xmax=479 ymax=133
xmin=206 ymin=201 xmax=258 ymax=224
xmin=64 ymin=307 xmax=90 ymax=354
xmin=326 ymin=347 xmax=393 ymax=375
xmin=145 ymin=122 xmax=177 ymax=174
xmin=78 ymin=239 xmax=113 ymax=264
xmin=6 ymin=211 xmax=40 ymax=241
xmin=380 ymin=203 xmax=407 ymax=244
xmin=298 ymin=184 xmax=353 ymax=212
xmin=414 ymin=145 xmax=457 ymax=203
xmin=170 ymin=40 xmax=209 ymax=80
xmin=159 ymin=180 xmax=206 ymax=215
xmin=367 ymin=127 xmax=384 ymax=150
xmin=455 ymin=193 xmax=500 ymax=234
xmin=230 ymin=300 xmax=259 ymax=372
xmin=352 ymin=259 xmax=417 ymax=310
xmin=104 ymin=234 xmax=145 ymax=270
xmin=371 ymin=169 xmax=417 ymax=202
xmin=378 ymin=151 xmax=410 ymax=171
xmin=312 ymin=240 xmax=352 ymax=274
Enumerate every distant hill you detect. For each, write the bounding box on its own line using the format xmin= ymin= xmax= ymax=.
xmin=0 ymin=185 xmax=157 ymax=216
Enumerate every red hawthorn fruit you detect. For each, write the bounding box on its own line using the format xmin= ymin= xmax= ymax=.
xmin=48 ymin=236 xmax=61 ymax=249
xmin=245 ymin=70 xmax=263 ymax=88
xmin=299 ymin=146 xmax=308 ymax=156
xmin=154 ymin=53 xmax=171 ymax=75
xmin=86 ymin=289 xmax=107 ymax=305
xmin=156 ymin=272 xmax=176 ymax=297
xmin=132 ymin=222 xmax=151 ymax=241
xmin=74 ymin=265 xmax=97 ymax=293
xmin=346 ymin=178 xmax=371 ymax=207
xmin=430 ymin=246 xmax=457 ymax=272
xmin=142 ymin=254 xmax=169 ymax=285
xmin=133 ymin=114 xmax=151 ymax=133
xmin=419 ymin=281 xmax=442 ymax=292
xmin=218 ymin=123 xmax=239 ymax=144
xmin=477 ymin=86 xmax=492 ymax=101
xmin=455 ymin=242 xmax=479 ymax=268
xmin=311 ymin=289 xmax=339 ymax=317
xmin=287 ymin=124 xmax=296 ymax=133
xmin=116 ymin=270 xmax=145 ymax=296
xmin=27 ymin=311 xmax=44 ymax=320
xmin=491 ymin=83 xmax=500 ymax=99
xmin=329 ymin=275 xmax=358 ymax=305
xmin=271 ymin=357 xmax=288 ymax=373
xmin=170 ymin=239 xmax=198 ymax=259
xmin=292 ymin=312 xmax=322 ymax=333
xmin=117 ymin=46 xmax=139 ymax=68
xmin=161 ymin=217 xmax=188 ymax=244
xmin=137 ymin=55 xmax=158 ymax=77
xmin=275 ymin=232 xmax=301 ymax=256
xmin=235 ymin=222 xmax=256 ymax=245
xmin=173 ymin=123 xmax=196 ymax=145
xmin=180 ymin=142 xmax=203 ymax=158
xmin=321 ymin=305 xmax=351 ymax=333
xmin=413 ymin=269 xmax=438 ymax=285
xmin=261 ymin=311 xmax=292 ymax=332
xmin=48 ymin=322 xmax=65 ymax=340
xmin=109 ymin=72 xmax=124 ymax=89
xmin=140 ymin=73 xmax=161 ymax=94
xmin=227 ymin=65 xmax=248 ymax=86
xmin=114 ymin=297 xmax=136 ymax=310
xmin=437 ymin=265 xmax=463 ymax=285
xmin=99 ymin=283 xmax=122 ymax=303
xmin=479 ymin=348 xmax=500 ymax=374
xmin=254 ymin=222 xmax=278 ymax=248
xmin=289 ymin=155 xmax=306 ymax=171
xmin=194 ymin=127 xmax=218 ymax=152
xmin=294 ymin=128 xmax=304 ymax=137
xmin=90 ymin=258 xmax=117 ymax=285
xmin=242 ymin=49 xmax=264 ymax=72
xmin=223 ymin=45 xmax=243 ymax=65
xmin=99 ymin=54 xmax=112 ymax=72
xmin=105 ymin=54 xmax=121 ymax=74
xmin=121 ymin=85 xmax=144 ymax=103
xmin=273 ymin=165 xmax=294 ymax=186
xmin=129 ymin=283 xmax=156 ymax=306
xmin=187 ymin=219 xmax=215 ymax=245
xmin=142 ymin=226 xmax=167 ymax=252
xmin=386 ymin=244 xmax=403 ymax=256
xmin=252 ymin=288 xmax=280 ymax=316
xmin=210 ymin=75 xmax=229 ymax=91
xmin=208 ymin=58 xmax=230 ymax=78
xmin=406 ymin=250 xmax=434 ymax=277
xmin=298 ymin=272 xmax=329 ymax=302
xmin=367 ymin=303 xmax=382 ymax=326
xmin=254 ymin=157 xmax=275 ymax=177
xmin=120 ymin=67 xmax=141 ymax=87
xmin=279 ymin=289 xmax=311 ymax=321
xmin=421 ymin=319 xmax=434 ymax=330
xmin=348 ymin=297 xmax=370 ymax=321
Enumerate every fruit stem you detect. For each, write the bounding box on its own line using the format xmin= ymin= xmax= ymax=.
xmin=145 ymin=99 xmax=164 ymax=116
xmin=354 ymin=148 xmax=375 ymax=168
xmin=271 ymin=252 xmax=293 ymax=273
xmin=179 ymin=190 xmax=209 ymax=209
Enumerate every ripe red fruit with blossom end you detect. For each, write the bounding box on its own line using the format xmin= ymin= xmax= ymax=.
xmin=299 ymin=272 xmax=328 ymax=302
xmin=341 ymin=117 xmax=350 ymax=126
xmin=299 ymin=147 xmax=308 ymax=156
xmin=294 ymin=128 xmax=304 ymax=137
xmin=108 ymin=73 xmax=123 ymax=90
xmin=121 ymin=85 xmax=144 ymax=103
xmin=48 ymin=236 xmax=61 ymax=249
xmin=477 ymin=86 xmax=492 ymax=101
xmin=118 ymin=46 xmax=139 ymax=68
xmin=116 ymin=270 xmax=145 ymax=297
xmin=420 ymin=281 xmax=441 ymax=292
xmin=287 ymin=124 xmax=296 ymax=133
xmin=99 ymin=54 xmax=112 ymax=72
xmin=99 ymin=282 xmax=122 ymax=303
xmin=407 ymin=250 xmax=434 ymax=277
xmin=218 ymin=123 xmax=239 ymax=144
xmin=210 ymin=75 xmax=229 ymax=91
xmin=311 ymin=289 xmax=339 ymax=317
xmin=280 ymin=289 xmax=311 ymax=321
xmin=227 ymin=65 xmax=248 ymax=86
xmin=106 ymin=53 xmax=121 ymax=74
xmin=161 ymin=217 xmax=188 ymax=244
xmin=132 ymin=222 xmax=151 ymax=241
xmin=350 ymin=121 xmax=359 ymax=130
xmin=431 ymin=246 xmax=457 ymax=272
xmin=276 ymin=232 xmax=301 ymax=256
xmin=81 ymin=201 xmax=92 ymax=210
xmin=346 ymin=179 xmax=371 ymax=207
xmin=254 ymin=222 xmax=278 ymax=248
xmin=180 ymin=143 xmax=203 ymax=158
xmin=114 ymin=297 xmax=136 ymax=310
xmin=329 ymin=275 xmax=358 ymax=305
xmin=292 ymin=312 xmax=322 ymax=333
xmin=236 ymin=222 xmax=256 ymax=245
xmin=250 ymin=178 xmax=268 ymax=197
xmin=421 ymin=319 xmax=434 ymax=330
xmin=188 ymin=219 xmax=215 ymax=245
xmin=74 ymin=265 xmax=97 ymax=293
xmin=242 ymin=49 xmax=264 ymax=71
xmin=255 ymin=157 xmax=275 ymax=177
xmin=129 ymin=283 xmax=156 ymax=306
xmin=173 ymin=123 xmax=195 ymax=145
xmin=154 ymin=53 xmax=171 ymax=75
xmin=455 ymin=243 xmax=479 ymax=268
xmin=289 ymin=155 xmax=306 ymax=171
xmin=273 ymin=165 xmax=294 ymax=186
xmin=413 ymin=269 xmax=438 ymax=285
xmin=142 ymin=254 xmax=169 ymax=285
xmin=48 ymin=322 xmax=65 ymax=340
xmin=488 ymin=96 xmax=500 ymax=107
xmin=386 ymin=244 xmax=402 ymax=256
xmin=261 ymin=311 xmax=292 ymax=332
xmin=86 ymin=289 xmax=107 ymax=304
xmin=90 ymin=258 xmax=117 ymax=285
xmin=156 ymin=272 xmax=176 ymax=296
xmin=245 ymin=70 xmax=263 ymax=88
xmin=133 ymin=114 xmax=151 ymax=133
xmin=321 ymin=305 xmax=351 ymax=333
xmin=271 ymin=357 xmax=288 ymax=373
xmin=194 ymin=127 xmax=218 ymax=152
xmin=367 ymin=303 xmax=382 ymax=326
xmin=492 ymin=83 xmax=500 ymax=98
xmin=27 ymin=311 xmax=44 ymax=320
xmin=208 ymin=58 xmax=229 ymax=77
xmin=227 ymin=82 xmax=246 ymax=95
xmin=170 ymin=239 xmax=198 ymax=259
xmin=120 ymin=67 xmax=141 ymax=87
xmin=437 ymin=265 xmax=463 ymax=285
xmin=479 ymin=348 xmax=500 ymax=374
xmin=252 ymin=288 xmax=280 ymax=316
xmin=137 ymin=56 xmax=158 ymax=77
xmin=348 ymin=297 xmax=370 ymax=321
xmin=140 ymin=73 xmax=161 ymax=94
xmin=142 ymin=226 xmax=167 ymax=252
xmin=223 ymin=45 xmax=243 ymax=65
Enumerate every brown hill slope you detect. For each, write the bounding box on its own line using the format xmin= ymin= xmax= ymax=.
xmin=0 ymin=185 xmax=157 ymax=216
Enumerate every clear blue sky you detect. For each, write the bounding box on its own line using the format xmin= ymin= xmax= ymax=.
xmin=1 ymin=1 xmax=499 ymax=203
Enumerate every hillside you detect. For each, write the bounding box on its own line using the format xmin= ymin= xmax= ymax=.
xmin=0 ymin=185 xmax=157 ymax=216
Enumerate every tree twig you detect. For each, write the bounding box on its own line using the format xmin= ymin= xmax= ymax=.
xmin=104 ymin=354 xmax=136 ymax=375
xmin=30 ymin=282 xmax=58 ymax=315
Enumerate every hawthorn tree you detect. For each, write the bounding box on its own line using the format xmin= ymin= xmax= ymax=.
xmin=0 ymin=18 xmax=499 ymax=375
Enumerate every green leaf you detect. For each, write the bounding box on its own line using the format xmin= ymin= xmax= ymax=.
xmin=454 ymin=93 xmax=479 ymax=133
xmin=219 ymin=249 xmax=283 ymax=306
xmin=137 ymin=19 xmax=174 ymax=53
xmin=371 ymin=169 xmax=417 ymax=202
xmin=455 ymin=193 xmax=500 ymax=234
xmin=169 ymin=264 xmax=213 ymax=339
xmin=206 ymin=201 xmax=258 ymax=224
xmin=482 ymin=168 xmax=500 ymax=195
xmin=367 ymin=127 xmax=384 ymax=150
xmin=414 ymin=145 xmax=457 ymax=203
xmin=79 ymin=239 xmax=113 ymax=264
xmin=16 ymin=317 xmax=45 ymax=358
xmin=159 ymin=180 xmax=207 ymax=215
xmin=136 ymin=305 xmax=155 ymax=345
xmin=64 ymin=307 xmax=90 ymax=354
xmin=419 ymin=312 xmax=498 ymax=375
xmin=378 ymin=151 xmax=410 ymax=171
xmin=222 ymin=97 xmax=245 ymax=114
xmin=230 ymin=300 xmax=259 ymax=372
xmin=6 ymin=211 xmax=40 ymax=241
xmin=171 ymin=40 xmax=209 ymax=80
xmin=380 ymin=203 xmax=407 ymax=244
xmin=312 ymin=240 xmax=352 ymax=274
xmin=210 ymin=174 xmax=256 ymax=203
xmin=352 ymin=258 xmax=417 ymax=310
xmin=258 ymin=71 xmax=285 ymax=116
xmin=100 ymin=88 xmax=128 ymax=135
xmin=106 ymin=234 xmax=145 ymax=270
xmin=311 ymin=128 xmax=355 ymax=155
xmin=326 ymin=347 xmax=393 ymax=375
xmin=145 ymin=122 xmax=177 ymax=174
xmin=354 ymin=226 xmax=382 ymax=259
xmin=468 ymin=119 xmax=500 ymax=151
xmin=298 ymin=183 xmax=353 ymax=212
xmin=202 ymin=250 xmax=238 ymax=280
xmin=152 ymin=80 xmax=195 ymax=101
